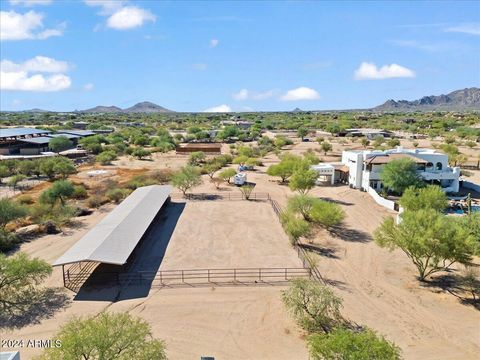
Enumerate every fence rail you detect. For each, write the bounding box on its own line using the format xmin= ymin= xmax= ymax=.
xmin=171 ymin=192 xmax=271 ymax=201
xmin=63 ymin=267 xmax=311 ymax=290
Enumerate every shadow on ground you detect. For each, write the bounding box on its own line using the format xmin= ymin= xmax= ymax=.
xmin=420 ymin=274 xmax=480 ymax=310
xmin=73 ymin=202 xmax=185 ymax=302
xmin=299 ymin=243 xmax=340 ymax=259
xmin=0 ymin=287 xmax=71 ymax=330
xmin=330 ymin=226 xmax=371 ymax=243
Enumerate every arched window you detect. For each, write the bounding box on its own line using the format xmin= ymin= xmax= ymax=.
xmin=436 ymin=162 xmax=443 ymax=171
xmin=426 ymin=162 xmax=434 ymax=170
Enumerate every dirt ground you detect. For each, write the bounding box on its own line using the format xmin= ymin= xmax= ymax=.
xmin=2 ymin=137 xmax=479 ymax=359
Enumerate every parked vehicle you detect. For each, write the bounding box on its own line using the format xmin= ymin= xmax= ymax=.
xmin=234 ymin=172 xmax=247 ymax=186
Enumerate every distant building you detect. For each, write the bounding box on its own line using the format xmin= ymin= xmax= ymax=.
xmin=176 ymin=143 xmax=222 ymax=155
xmin=220 ymin=120 xmax=252 ymax=129
xmin=72 ymin=121 xmax=89 ymax=129
xmin=340 ymin=128 xmax=394 ymax=139
xmin=342 ymin=147 xmax=460 ymax=193
xmin=0 ymin=127 xmax=51 ymax=155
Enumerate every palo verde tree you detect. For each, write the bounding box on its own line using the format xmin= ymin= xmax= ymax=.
xmin=380 ymin=158 xmax=424 ymax=195
xmin=282 ymin=278 xmax=343 ymax=333
xmin=374 ymin=210 xmax=475 ymax=281
xmin=0 ymin=252 xmax=52 ymax=315
xmin=37 ymin=312 xmax=167 ymax=360
xmin=289 ymin=167 xmax=318 ymax=194
xmin=297 ymin=127 xmax=309 ymax=140
xmin=39 ymin=180 xmax=75 ymax=206
xmin=49 ymin=136 xmax=73 ymax=153
xmin=399 ymin=185 xmax=448 ymax=212
xmin=171 ymin=165 xmax=202 ymax=196
xmin=0 ymin=198 xmax=27 ymax=229
xmin=320 ymin=141 xmax=332 ymax=155
xmin=280 ymin=211 xmax=311 ymax=245
xmin=239 ymin=183 xmax=255 ymax=200
xmin=308 ymin=328 xmax=401 ymax=360
xmin=266 ymin=154 xmax=301 ymax=183
xmin=219 ymin=168 xmax=237 ymax=184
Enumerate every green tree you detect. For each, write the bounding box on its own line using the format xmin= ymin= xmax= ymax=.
xmin=96 ymin=150 xmax=117 ymax=165
xmin=297 ymin=127 xmax=308 ymax=140
xmin=36 ymin=312 xmax=167 ymax=360
xmin=18 ymin=160 xmax=37 ymax=176
xmin=308 ymin=328 xmax=401 ymax=360
xmin=49 ymin=136 xmax=73 ymax=153
xmin=280 ymin=211 xmax=311 ymax=244
xmin=0 ymin=252 xmax=52 ymax=314
xmin=380 ymin=158 xmax=423 ymax=195
xmin=282 ymin=278 xmax=343 ymax=333
xmin=387 ymin=138 xmax=401 ymax=148
xmin=188 ymin=151 xmax=206 ymax=166
xmin=399 ymin=185 xmax=448 ymax=212
xmin=39 ymin=180 xmax=75 ymax=206
xmin=203 ymin=162 xmax=222 ymax=179
xmin=310 ymin=200 xmax=345 ymax=229
xmin=239 ymin=184 xmax=255 ymax=200
xmin=289 ymin=168 xmax=318 ymax=194
xmin=266 ymin=155 xmax=300 ymax=183
xmin=361 ymin=137 xmax=370 ymax=148
xmin=287 ymin=195 xmax=316 ymax=221
xmin=171 ymin=166 xmax=202 ymax=196
xmin=53 ymin=158 xmax=76 ymax=179
xmin=132 ymin=148 xmax=150 ymax=160
xmin=374 ymin=210 xmax=475 ymax=280
xmin=0 ymin=198 xmax=27 ymax=228
xmin=219 ymin=168 xmax=237 ymax=184
xmin=320 ymin=141 xmax=332 ymax=155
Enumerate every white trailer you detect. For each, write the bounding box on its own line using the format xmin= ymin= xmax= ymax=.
xmin=234 ymin=172 xmax=247 ymax=186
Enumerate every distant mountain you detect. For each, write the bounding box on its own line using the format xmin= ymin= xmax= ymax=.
xmin=78 ymin=101 xmax=173 ymax=113
xmin=375 ymin=87 xmax=480 ymax=111
xmin=123 ymin=101 xmax=172 ymax=113
xmin=292 ymin=107 xmax=303 ymax=112
xmin=22 ymin=108 xmax=50 ymax=113
xmin=82 ymin=105 xmax=123 ymax=113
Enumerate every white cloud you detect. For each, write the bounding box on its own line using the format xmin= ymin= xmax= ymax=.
xmin=0 ymin=10 xmax=64 ymax=40
xmin=280 ymin=87 xmax=320 ymax=101
xmin=85 ymin=1 xmax=155 ymax=30
xmin=203 ymin=104 xmax=231 ymax=112
xmin=1 ymin=56 xmax=70 ymax=73
xmin=106 ymin=6 xmax=156 ymax=30
xmin=192 ymin=63 xmax=207 ymax=71
xmin=232 ymin=88 xmax=276 ymax=101
xmin=1 ymin=56 xmax=71 ymax=92
xmin=445 ymin=23 xmax=480 ymax=36
xmin=354 ymin=62 xmax=415 ymax=80
xmin=1 ymin=71 xmax=71 ymax=91
xmin=233 ymin=88 xmax=249 ymax=100
xmin=83 ymin=83 xmax=94 ymax=91
xmin=209 ymin=39 xmax=219 ymax=48
xmin=10 ymin=0 xmax=52 ymax=6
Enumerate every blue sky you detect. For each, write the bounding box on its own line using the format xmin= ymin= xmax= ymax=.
xmin=0 ymin=0 xmax=479 ymax=112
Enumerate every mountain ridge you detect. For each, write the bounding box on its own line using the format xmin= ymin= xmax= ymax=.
xmin=374 ymin=87 xmax=480 ymax=111
xmin=79 ymin=101 xmax=173 ymax=113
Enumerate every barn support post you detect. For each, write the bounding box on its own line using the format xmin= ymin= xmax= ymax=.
xmin=62 ymin=265 xmax=65 ymax=287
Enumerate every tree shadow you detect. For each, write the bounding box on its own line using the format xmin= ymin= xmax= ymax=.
xmin=0 ymin=287 xmax=71 ymax=330
xmin=299 ymin=243 xmax=339 ymax=259
xmin=420 ymin=274 xmax=479 ymax=310
xmin=329 ymin=226 xmax=371 ymax=243
xmin=318 ymin=197 xmax=354 ymax=206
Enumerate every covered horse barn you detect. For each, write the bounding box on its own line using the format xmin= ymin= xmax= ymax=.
xmin=53 ymin=185 xmax=172 ymax=292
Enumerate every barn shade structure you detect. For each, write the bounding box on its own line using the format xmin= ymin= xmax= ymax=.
xmin=53 ymin=185 xmax=172 ymax=289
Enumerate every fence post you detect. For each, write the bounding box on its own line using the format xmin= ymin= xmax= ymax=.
xmin=285 ymin=268 xmax=287 ymax=280
xmin=259 ymin=268 xmax=262 ymax=281
xmin=159 ymin=271 xmax=162 ymax=285
xmin=181 ymin=270 xmax=184 ymax=283
xmin=208 ymin=269 xmax=210 ymax=282
xmin=234 ymin=268 xmax=236 ymax=282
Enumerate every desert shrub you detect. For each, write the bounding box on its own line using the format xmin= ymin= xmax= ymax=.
xmin=49 ymin=136 xmax=73 ymax=153
xmin=29 ymin=203 xmax=77 ymax=229
xmin=0 ymin=228 xmax=21 ymax=253
xmin=106 ymin=188 xmax=130 ymax=203
xmin=308 ymin=328 xmax=401 ymax=360
xmin=96 ymin=150 xmax=117 ymax=165
xmin=86 ymin=195 xmax=109 ymax=209
xmin=310 ymin=200 xmax=345 ymax=229
xmin=150 ymin=169 xmax=173 ymax=184
xmin=132 ymin=147 xmax=151 ymax=160
xmin=72 ymin=185 xmax=88 ymax=199
xmin=282 ymin=278 xmax=343 ymax=333
xmin=15 ymin=194 xmax=34 ymax=205
xmin=0 ymin=198 xmax=28 ymax=228
xmin=125 ymin=175 xmax=157 ymax=190
xmin=188 ymin=151 xmax=206 ymax=166
xmin=7 ymin=174 xmax=26 ymax=191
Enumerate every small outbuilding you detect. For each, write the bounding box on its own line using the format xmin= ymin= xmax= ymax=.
xmin=176 ymin=143 xmax=222 ymax=155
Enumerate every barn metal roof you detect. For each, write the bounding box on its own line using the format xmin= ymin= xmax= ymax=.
xmin=60 ymin=130 xmax=96 ymax=137
xmin=17 ymin=136 xmax=53 ymax=144
xmin=48 ymin=133 xmax=80 ymax=139
xmin=53 ymin=185 xmax=172 ymax=266
xmin=0 ymin=127 xmax=51 ymax=139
